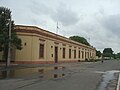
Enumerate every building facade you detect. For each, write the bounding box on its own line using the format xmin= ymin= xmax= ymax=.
xmin=0 ymin=25 xmax=96 ymax=64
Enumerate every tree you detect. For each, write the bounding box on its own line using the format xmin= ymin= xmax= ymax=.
xmin=113 ymin=53 xmax=117 ymax=59
xmin=69 ymin=36 xmax=90 ymax=46
xmin=96 ymin=50 xmax=101 ymax=58
xmin=102 ymin=48 xmax=113 ymax=59
xmin=0 ymin=7 xmax=22 ymax=66
xmin=116 ymin=53 xmax=120 ymax=59
xmin=103 ymin=48 xmax=113 ymax=54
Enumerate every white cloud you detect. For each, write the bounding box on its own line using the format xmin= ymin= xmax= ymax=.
xmin=51 ymin=3 xmax=79 ymax=26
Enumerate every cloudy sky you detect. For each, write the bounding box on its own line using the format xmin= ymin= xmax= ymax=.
xmin=1 ymin=0 xmax=120 ymax=53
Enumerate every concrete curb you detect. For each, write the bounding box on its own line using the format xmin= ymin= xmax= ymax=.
xmin=117 ymin=73 xmax=120 ymax=90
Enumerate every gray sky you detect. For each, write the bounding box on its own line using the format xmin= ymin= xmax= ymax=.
xmin=1 ymin=0 xmax=120 ymax=53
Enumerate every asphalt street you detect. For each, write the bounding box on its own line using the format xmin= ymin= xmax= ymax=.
xmin=0 ymin=60 xmax=120 ymax=90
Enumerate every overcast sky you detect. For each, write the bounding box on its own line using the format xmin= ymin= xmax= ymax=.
xmin=1 ymin=0 xmax=120 ymax=53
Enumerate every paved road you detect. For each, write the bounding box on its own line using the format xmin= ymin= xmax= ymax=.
xmin=0 ymin=60 xmax=120 ymax=90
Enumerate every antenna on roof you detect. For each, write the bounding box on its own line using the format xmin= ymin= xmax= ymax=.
xmin=56 ymin=22 xmax=60 ymax=34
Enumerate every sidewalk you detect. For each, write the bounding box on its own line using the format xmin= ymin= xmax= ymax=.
xmin=0 ymin=62 xmax=67 ymax=70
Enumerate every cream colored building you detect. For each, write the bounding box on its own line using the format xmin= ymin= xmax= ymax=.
xmin=0 ymin=25 xmax=96 ymax=64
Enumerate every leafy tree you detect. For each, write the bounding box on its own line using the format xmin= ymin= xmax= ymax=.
xmin=103 ymin=48 xmax=113 ymax=54
xmin=0 ymin=7 xmax=22 ymax=64
xmin=69 ymin=36 xmax=90 ymax=46
xmin=96 ymin=50 xmax=101 ymax=58
xmin=116 ymin=53 xmax=120 ymax=59
xmin=102 ymin=48 xmax=113 ymax=58
xmin=113 ymin=53 xmax=117 ymax=59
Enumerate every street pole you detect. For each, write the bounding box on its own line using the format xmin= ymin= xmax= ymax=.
xmin=7 ymin=12 xmax=11 ymax=67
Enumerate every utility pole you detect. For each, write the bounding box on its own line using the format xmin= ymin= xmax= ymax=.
xmin=7 ymin=12 xmax=11 ymax=67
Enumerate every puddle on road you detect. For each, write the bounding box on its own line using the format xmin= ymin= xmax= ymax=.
xmin=0 ymin=66 xmax=66 ymax=79
xmin=38 ymin=73 xmax=66 ymax=79
xmin=97 ymin=70 xmax=120 ymax=90
xmin=94 ymin=71 xmax=106 ymax=74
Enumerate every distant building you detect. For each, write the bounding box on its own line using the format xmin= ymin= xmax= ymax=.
xmin=0 ymin=25 xmax=96 ymax=64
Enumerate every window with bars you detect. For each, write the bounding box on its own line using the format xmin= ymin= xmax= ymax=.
xmin=82 ymin=51 xmax=84 ymax=59
xmin=74 ymin=50 xmax=76 ymax=58
xmin=78 ymin=50 xmax=80 ymax=58
xmin=39 ymin=44 xmax=44 ymax=58
xmin=63 ymin=48 xmax=65 ymax=58
xmin=85 ymin=52 xmax=87 ymax=59
xmin=69 ymin=49 xmax=71 ymax=59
